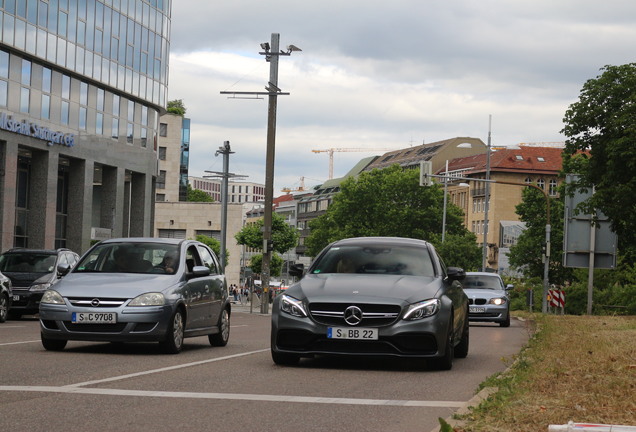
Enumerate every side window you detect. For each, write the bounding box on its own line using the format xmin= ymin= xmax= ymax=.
xmin=185 ymin=245 xmax=202 ymax=272
xmin=436 ymin=252 xmax=448 ymax=278
xmin=197 ymin=245 xmax=219 ymax=275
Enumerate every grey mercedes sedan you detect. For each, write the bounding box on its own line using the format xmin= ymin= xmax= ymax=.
xmin=271 ymin=237 xmax=469 ymax=370
xmin=39 ymin=238 xmax=231 ymax=354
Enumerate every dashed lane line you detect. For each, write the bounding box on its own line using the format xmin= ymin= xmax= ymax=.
xmin=0 ymin=385 xmax=465 ymax=408
xmin=66 ymin=348 xmax=271 ymax=387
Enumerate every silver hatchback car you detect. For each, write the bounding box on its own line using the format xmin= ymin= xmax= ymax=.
xmin=462 ymin=272 xmax=513 ymax=327
xmin=39 ymin=238 xmax=231 ymax=353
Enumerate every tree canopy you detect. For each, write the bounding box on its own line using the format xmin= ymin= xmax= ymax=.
xmin=195 ymin=234 xmax=229 ymax=267
xmin=234 ymin=213 xmax=300 ymax=255
xmin=507 ymin=187 xmax=572 ymax=285
xmin=187 ymin=184 xmax=213 ymax=202
xmin=166 ymin=99 xmax=186 ymax=116
xmin=305 ymin=165 xmax=480 ymax=270
xmin=561 ymin=63 xmax=636 ymax=254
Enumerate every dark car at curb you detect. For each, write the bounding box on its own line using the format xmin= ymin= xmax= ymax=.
xmin=39 ymin=238 xmax=231 ymax=354
xmin=0 ymin=248 xmax=79 ymax=319
xmin=0 ymin=271 xmax=12 ymax=323
xmin=271 ymin=237 xmax=469 ymax=370
xmin=463 ymin=272 xmax=513 ymax=327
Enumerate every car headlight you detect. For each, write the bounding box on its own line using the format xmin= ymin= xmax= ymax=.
xmin=403 ymin=299 xmax=440 ymax=320
xmin=129 ymin=293 xmax=165 ymax=306
xmin=30 ymin=282 xmax=52 ymax=292
xmin=41 ymin=290 xmax=65 ymax=305
xmin=280 ymin=294 xmax=307 ymax=317
xmin=489 ymin=297 xmax=507 ymax=306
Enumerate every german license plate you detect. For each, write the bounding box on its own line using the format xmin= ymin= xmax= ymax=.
xmin=470 ymin=307 xmax=486 ymax=313
xmin=327 ymin=327 xmax=378 ymax=340
xmin=72 ymin=312 xmax=117 ymax=324
xmin=13 ymin=295 xmax=20 ymax=302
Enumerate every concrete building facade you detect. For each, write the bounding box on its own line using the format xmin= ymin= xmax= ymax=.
xmin=0 ymin=1 xmax=171 ymax=254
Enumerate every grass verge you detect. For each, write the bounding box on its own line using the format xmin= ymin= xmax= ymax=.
xmin=453 ymin=313 xmax=636 ymax=431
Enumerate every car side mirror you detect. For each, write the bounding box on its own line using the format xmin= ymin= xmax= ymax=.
xmin=188 ymin=265 xmax=210 ymax=279
xmin=506 ymin=284 xmax=514 ymax=290
xmin=446 ymin=267 xmax=465 ymax=281
xmin=289 ymin=263 xmax=305 ymax=278
xmin=57 ymin=263 xmax=71 ymax=277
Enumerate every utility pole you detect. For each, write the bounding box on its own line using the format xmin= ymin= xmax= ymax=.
xmin=482 ymin=115 xmax=492 ymax=271
xmin=221 ymin=33 xmax=301 ymax=314
xmin=204 ymin=141 xmax=247 ymax=273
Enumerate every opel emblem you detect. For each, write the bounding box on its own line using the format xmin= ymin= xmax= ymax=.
xmin=344 ymin=306 xmax=363 ymax=326
xmin=91 ymin=298 xmax=100 ymax=307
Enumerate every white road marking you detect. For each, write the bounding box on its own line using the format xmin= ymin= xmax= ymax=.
xmin=0 ymin=339 xmax=40 ymax=346
xmin=0 ymin=385 xmax=465 ymax=407
xmin=66 ymin=349 xmax=270 ymax=387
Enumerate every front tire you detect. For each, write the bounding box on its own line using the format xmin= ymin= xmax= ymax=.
xmin=209 ymin=308 xmax=230 ymax=347
xmin=500 ymin=310 xmax=511 ymax=327
xmin=0 ymin=293 xmax=8 ymax=323
xmin=431 ymin=316 xmax=454 ymax=370
xmin=454 ymin=315 xmax=469 ymax=359
xmin=41 ymin=334 xmax=67 ymax=351
xmin=160 ymin=309 xmax=185 ymax=354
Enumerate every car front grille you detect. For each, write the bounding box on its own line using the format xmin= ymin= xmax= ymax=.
xmin=468 ymin=298 xmax=488 ymax=305
xmin=67 ymin=297 xmax=128 ymax=308
xmin=276 ymin=329 xmax=438 ymax=355
xmin=63 ymin=322 xmax=128 ymax=332
xmin=308 ymin=302 xmax=401 ymax=327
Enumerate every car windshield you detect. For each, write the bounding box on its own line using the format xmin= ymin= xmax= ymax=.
xmin=463 ymin=275 xmax=503 ymax=290
xmin=0 ymin=253 xmax=56 ymax=273
xmin=310 ymin=244 xmax=435 ymax=277
xmin=74 ymin=242 xmax=180 ymax=274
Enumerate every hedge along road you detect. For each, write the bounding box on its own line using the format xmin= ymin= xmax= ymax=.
xmin=0 ymin=310 xmax=530 ymax=432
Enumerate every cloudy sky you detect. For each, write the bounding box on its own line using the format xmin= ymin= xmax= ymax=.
xmin=167 ymin=1 xmax=636 ymax=194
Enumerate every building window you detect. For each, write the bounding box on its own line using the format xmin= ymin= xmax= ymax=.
xmin=127 ymin=123 xmax=134 ymax=144
xmin=79 ymin=107 xmax=87 ymax=130
xmin=20 ymin=87 xmax=30 ymax=113
xmin=61 ymin=101 xmax=69 ymax=125
xmin=157 ymin=170 xmax=166 ymax=189
xmin=0 ymin=80 xmax=7 ymax=107
xmin=159 ymin=122 xmax=167 ymax=136
xmin=155 ymin=194 xmax=166 ymax=202
xmin=549 ymin=179 xmax=558 ymax=196
xmin=112 ymin=118 xmax=119 ymax=139
xmin=158 ymin=147 xmax=167 ymax=160
xmin=525 ymin=177 xmax=532 ymax=184
xmin=537 ymin=178 xmax=545 ymax=190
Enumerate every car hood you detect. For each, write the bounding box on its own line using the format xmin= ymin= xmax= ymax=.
xmin=4 ymin=271 xmax=54 ymax=287
xmin=285 ymin=273 xmax=442 ymax=304
xmin=463 ymin=288 xmax=507 ymax=300
xmin=51 ymin=273 xmax=179 ymax=297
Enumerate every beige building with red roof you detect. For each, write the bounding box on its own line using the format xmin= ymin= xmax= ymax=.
xmin=439 ymin=145 xmax=563 ymax=271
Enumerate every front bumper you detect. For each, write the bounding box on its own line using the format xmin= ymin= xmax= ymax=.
xmin=467 ymin=304 xmax=509 ymax=323
xmin=271 ymin=309 xmax=451 ymax=359
xmin=9 ymin=289 xmax=44 ymax=315
xmin=39 ymin=302 xmax=174 ymax=342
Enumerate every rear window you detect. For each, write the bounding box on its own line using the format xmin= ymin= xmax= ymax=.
xmin=463 ymin=275 xmax=504 ymax=290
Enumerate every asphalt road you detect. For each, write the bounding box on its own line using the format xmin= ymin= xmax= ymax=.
xmin=0 ymin=308 xmax=530 ymax=432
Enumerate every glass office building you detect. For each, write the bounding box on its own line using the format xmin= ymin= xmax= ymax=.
xmin=0 ymin=0 xmax=171 ymax=253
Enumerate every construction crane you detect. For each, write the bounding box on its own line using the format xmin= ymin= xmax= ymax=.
xmin=312 ymin=148 xmax=397 ymax=179
xmin=281 ymin=176 xmax=306 ymax=193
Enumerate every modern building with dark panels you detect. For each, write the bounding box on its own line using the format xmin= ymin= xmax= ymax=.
xmin=0 ymin=0 xmax=170 ymax=253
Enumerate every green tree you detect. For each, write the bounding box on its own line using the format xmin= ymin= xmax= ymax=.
xmin=508 ymin=187 xmax=572 ymax=285
xmin=432 ymin=233 xmax=482 ymax=271
xmin=561 ymin=63 xmax=636 ymax=255
xmin=234 ymin=213 xmax=299 ymax=254
xmin=167 ymin=99 xmax=186 ymax=116
xmin=248 ymin=253 xmax=284 ymax=277
xmin=305 ymin=164 xmax=479 ymax=268
xmin=195 ymin=234 xmax=229 ymax=267
xmin=187 ymin=183 xmax=213 ymax=202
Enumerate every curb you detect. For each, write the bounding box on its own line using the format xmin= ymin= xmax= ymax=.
xmin=428 ymin=386 xmax=498 ymax=432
